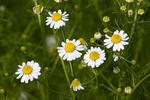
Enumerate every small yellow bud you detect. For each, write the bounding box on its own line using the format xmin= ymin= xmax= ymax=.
xmin=103 ymin=28 xmax=109 ymax=33
xmin=131 ymin=60 xmax=136 ymax=65
xmin=22 ymin=34 xmax=27 ymax=39
xmin=45 ymin=67 xmax=49 ymax=71
xmin=138 ymin=9 xmax=144 ymax=15
xmin=74 ymin=5 xmax=79 ymax=9
xmin=117 ymin=88 xmax=122 ymax=92
xmin=20 ymin=46 xmax=26 ymax=52
xmin=0 ymin=89 xmax=5 ymax=94
xmin=90 ymin=38 xmax=95 ymax=43
xmin=4 ymin=72 xmax=8 ymax=77
xmin=120 ymin=5 xmax=126 ymax=11
xmin=103 ymin=16 xmax=110 ymax=23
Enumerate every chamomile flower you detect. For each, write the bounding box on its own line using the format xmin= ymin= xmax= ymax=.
xmin=138 ymin=9 xmax=144 ymax=15
xmin=120 ymin=5 xmax=126 ymax=11
xmin=125 ymin=0 xmax=134 ymax=3
xmin=94 ymin=32 xmax=102 ymax=39
xmin=113 ymin=67 xmax=120 ymax=74
xmin=78 ymin=38 xmax=88 ymax=50
xmin=46 ymin=9 xmax=69 ymax=29
xmin=104 ymin=30 xmax=129 ymax=51
xmin=15 ymin=61 xmax=41 ymax=84
xmin=128 ymin=9 xmax=133 ymax=17
xmin=103 ymin=27 xmax=109 ymax=33
xmin=84 ymin=47 xmax=106 ymax=68
xmin=70 ymin=79 xmax=84 ymax=91
xmin=33 ymin=5 xmax=43 ymax=14
xmin=57 ymin=39 xmax=84 ymax=61
xmin=103 ymin=16 xmax=110 ymax=23
xmin=124 ymin=86 xmax=132 ymax=94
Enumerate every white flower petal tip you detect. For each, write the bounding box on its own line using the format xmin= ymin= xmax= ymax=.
xmin=84 ymin=47 xmax=106 ymax=68
xmin=104 ymin=30 xmax=129 ymax=51
xmin=15 ymin=61 xmax=41 ymax=84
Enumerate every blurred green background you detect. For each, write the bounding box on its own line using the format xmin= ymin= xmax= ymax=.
xmin=0 ymin=0 xmax=150 ymax=100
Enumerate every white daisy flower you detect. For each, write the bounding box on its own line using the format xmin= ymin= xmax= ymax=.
xmin=84 ymin=47 xmax=106 ymax=68
xmin=46 ymin=9 xmax=69 ymax=29
xmin=104 ymin=30 xmax=129 ymax=51
xmin=70 ymin=79 xmax=84 ymax=91
xmin=15 ymin=61 xmax=41 ymax=84
xmin=33 ymin=5 xmax=43 ymax=14
xmin=57 ymin=39 xmax=84 ymax=61
xmin=128 ymin=9 xmax=133 ymax=17
xmin=124 ymin=86 xmax=132 ymax=94
xmin=78 ymin=38 xmax=88 ymax=50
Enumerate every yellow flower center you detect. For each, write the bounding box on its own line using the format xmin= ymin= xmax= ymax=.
xmin=34 ymin=7 xmax=41 ymax=13
xmin=52 ymin=13 xmax=62 ymax=21
xmin=22 ymin=65 xmax=32 ymax=75
xmin=111 ymin=34 xmax=121 ymax=44
xmin=78 ymin=38 xmax=86 ymax=45
xmin=65 ymin=43 xmax=75 ymax=52
xmin=89 ymin=51 xmax=99 ymax=60
xmin=72 ymin=80 xmax=80 ymax=87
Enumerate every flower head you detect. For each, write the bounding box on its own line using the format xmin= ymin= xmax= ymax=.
xmin=124 ymin=87 xmax=132 ymax=94
xmin=54 ymin=0 xmax=62 ymax=3
xmin=94 ymin=32 xmax=102 ymax=39
xmin=15 ymin=61 xmax=41 ymax=84
xmin=128 ymin=10 xmax=133 ymax=17
xmin=120 ymin=5 xmax=126 ymax=11
xmin=125 ymin=0 xmax=134 ymax=3
xmin=84 ymin=47 xmax=106 ymax=68
xmin=46 ymin=9 xmax=69 ymax=29
xmin=78 ymin=38 xmax=88 ymax=50
xmin=103 ymin=27 xmax=109 ymax=33
xmin=57 ymin=39 xmax=84 ymax=61
xmin=70 ymin=79 xmax=84 ymax=91
xmin=113 ymin=67 xmax=120 ymax=74
xmin=104 ymin=30 xmax=129 ymax=51
xmin=33 ymin=5 xmax=43 ymax=14
xmin=138 ymin=9 xmax=144 ymax=15
xmin=103 ymin=16 xmax=110 ymax=23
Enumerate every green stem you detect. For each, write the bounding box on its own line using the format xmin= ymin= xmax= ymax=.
xmin=126 ymin=74 xmax=150 ymax=99
xmin=69 ymin=61 xmax=74 ymax=77
xmin=129 ymin=9 xmax=138 ymax=42
xmin=61 ymin=28 xmax=66 ymax=41
xmin=100 ymin=73 xmax=118 ymax=94
xmin=92 ymin=69 xmax=98 ymax=88
xmin=53 ymin=30 xmax=75 ymax=100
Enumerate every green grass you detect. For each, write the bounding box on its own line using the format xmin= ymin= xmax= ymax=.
xmin=0 ymin=0 xmax=150 ymax=100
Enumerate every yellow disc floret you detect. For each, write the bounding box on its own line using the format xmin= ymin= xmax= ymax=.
xmin=72 ymin=79 xmax=80 ymax=87
xmin=89 ymin=51 xmax=99 ymax=60
xmin=52 ymin=13 xmax=62 ymax=21
xmin=111 ymin=34 xmax=121 ymax=44
xmin=22 ymin=65 xmax=32 ymax=74
xmin=78 ymin=38 xmax=86 ymax=45
xmin=65 ymin=42 xmax=75 ymax=52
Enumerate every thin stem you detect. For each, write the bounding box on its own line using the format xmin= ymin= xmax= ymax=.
xmin=61 ymin=28 xmax=66 ymax=41
xmin=126 ymin=74 xmax=150 ymax=99
xmin=129 ymin=9 xmax=138 ymax=42
xmin=92 ymin=69 xmax=98 ymax=88
xmin=69 ymin=61 xmax=74 ymax=77
xmin=100 ymin=73 xmax=118 ymax=94
xmin=53 ymin=30 xmax=75 ymax=100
